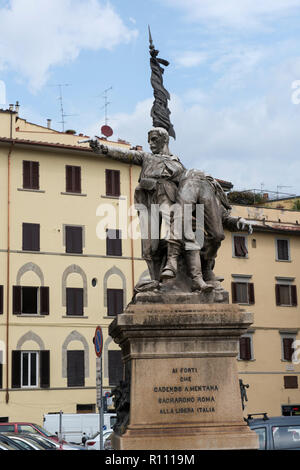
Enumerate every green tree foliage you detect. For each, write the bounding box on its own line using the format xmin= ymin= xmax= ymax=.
xmin=227 ymin=191 xmax=265 ymax=205
xmin=292 ymin=199 xmax=300 ymax=211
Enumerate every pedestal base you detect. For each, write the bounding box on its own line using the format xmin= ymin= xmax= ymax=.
xmin=109 ymin=302 xmax=259 ymax=450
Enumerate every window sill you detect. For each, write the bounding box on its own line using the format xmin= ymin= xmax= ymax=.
xmin=15 ymin=314 xmax=48 ymax=317
xmin=104 ymin=315 xmax=116 ymax=319
xmin=18 ymin=188 xmax=45 ymax=193
xmin=275 ymin=259 xmax=292 ymax=263
xmin=62 ymin=315 xmax=88 ymax=318
xmin=237 ymin=358 xmax=256 ymax=362
xmin=60 ymin=192 xmax=87 ymax=197
xmin=101 ymin=194 xmax=126 ymax=200
xmin=232 ymin=255 xmax=249 ymax=259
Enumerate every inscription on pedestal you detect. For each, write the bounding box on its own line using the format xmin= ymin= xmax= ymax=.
xmin=153 ymin=367 xmax=219 ymax=417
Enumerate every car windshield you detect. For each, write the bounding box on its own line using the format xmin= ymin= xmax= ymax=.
xmin=22 ymin=435 xmax=54 ymax=449
xmin=10 ymin=437 xmax=37 ymax=450
xmin=272 ymin=425 xmax=300 ymax=449
xmin=32 ymin=424 xmax=55 ymax=437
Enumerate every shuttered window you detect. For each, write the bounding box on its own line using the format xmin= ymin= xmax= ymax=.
xmin=11 ymin=350 xmax=49 ymax=389
xmin=0 ymin=351 xmax=3 ymax=389
xmin=231 ymin=282 xmax=255 ymax=304
xmin=106 ymin=229 xmax=122 ymax=256
xmin=0 ymin=286 xmax=3 ymax=315
xmin=13 ymin=286 xmax=49 ymax=315
xmin=23 ymin=161 xmax=39 ymax=190
xmin=233 ymin=236 xmax=248 ymax=257
xmin=108 ymin=350 xmax=123 ymax=386
xmin=283 ymin=338 xmax=295 ymax=362
xmin=277 ymin=239 xmax=290 ymax=261
xmin=106 ymin=169 xmax=120 ymax=197
xmin=40 ymin=351 xmax=50 ymax=388
xmin=66 ymin=165 xmax=81 ymax=193
xmin=22 ymin=223 xmax=40 ymax=251
xmin=65 ymin=226 xmax=83 ymax=254
xmin=275 ymin=285 xmax=297 ymax=306
xmin=239 ymin=337 xmax=252 ymax=360
xmin=284 ymin=376 xmax=298 ymax=389
xmin=67 ymin=350 xmax=85 ymax=387
xmin=66 ymin=288 xmax=84 ymax=316
xmin=107 ymin=289 xmax=124 ymax=317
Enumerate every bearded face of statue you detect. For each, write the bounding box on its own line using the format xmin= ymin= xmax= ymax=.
xmin=148 ymin=129 xmax=169 ymax=155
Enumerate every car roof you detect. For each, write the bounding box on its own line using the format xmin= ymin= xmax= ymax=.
xmin=0 ymin=422 xmax=38 ymax=425
xmin=249 ymin=416 xmax=300 ymax=426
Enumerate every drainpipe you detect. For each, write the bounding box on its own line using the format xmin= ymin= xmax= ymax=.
xmin=6 ymin=138 xmax=14 ymax=403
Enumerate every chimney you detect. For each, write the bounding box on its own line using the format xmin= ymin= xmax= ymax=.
xmin=15 ymin=101 xmax=20 ymax=115
xmin=9 ymin=104 xmax=14 ymax=111
xmin=47 ymin=119 xmax=52 ymax=129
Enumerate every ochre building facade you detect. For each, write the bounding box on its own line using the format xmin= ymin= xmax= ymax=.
xmin=0 ymin=108 xmax=299 ymax=425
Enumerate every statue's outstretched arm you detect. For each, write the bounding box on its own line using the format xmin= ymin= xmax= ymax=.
xmin=89 ymin=139 xmax=144 ymax=166
xmin=222 ymin=208 xmax=253 ymax=234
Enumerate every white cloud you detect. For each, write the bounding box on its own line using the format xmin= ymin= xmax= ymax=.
xmin=89 ymin=81 xmax=300 ymax=193
xmin=163 ymin=0 xmax=300 ymax=29
xmin=175 ymin=51 xmax=207 ymax=68
xmin=0 ymin=0 xmax=138 ymax=90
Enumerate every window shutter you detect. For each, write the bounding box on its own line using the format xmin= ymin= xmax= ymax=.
xmin=275 ymin=284 xmax=281 ymax=306
xmin=40 ymin=350 xmax=50 ymax=388
xmin=106 ymin=229 xmax=122 ymax=256
xmin=106 ymin=170 xmax=120 ymax=197
xmin=277 ymin=240 xmax=289 ymax=260
xmin=66 ymin=166 xmax=73 ymax=192
xmin=67 ymin=350 xmax=84 ymax=387
xmin=13 ymin=286 xmax=22 ymax=315
xmin=74 ymin=166 xmax=81 ymax=193
xmin=248 ymin=283 xmax=255 ymax=305
xmin=291 ymin=285 xmax=298 ymax=306
xmin=66 ymin=226 xmax=83 ymax=254
xmin=40 ymin=287 xmax=49 ymax=315
xmin=284 ymin=376 xmax=298 ymax=389
xmin=231 ymin=282 xmax=237 ymax=303
xmin=106 ymin=170 xmax=113 ymax=196
xmin=32 ymin=162 xmax=39 ymax=190
xmin=116 ymin=289 xmax=124 ymax=315
xmin=108 ymin=350 xmax=123 ymax=386
xmin=234 ymin=236 xmax=248 ymax=257
xmin=0 ymin=285 xmax=3 ymax=315
xmin=23 ymin=161 xmax=31 ymax=189
xmin=113 ymin=170 xmax=120 ymax=197
xmin=66 ymin=288 xmax=83 ymax=316
xmin=12 ymin=351 xmax=21 ymax=388
xmin=0 ymin=362 xmax=2 ymax=389
xmin=239 ymin=337 xmax=251 ymax=360
xmin=107 ymin=289 xmax=124 ymax=316
xmin=283 ymin=338 xmax=294 ymax=361
xmin=22 ymin=223 xmax=40 ymax=251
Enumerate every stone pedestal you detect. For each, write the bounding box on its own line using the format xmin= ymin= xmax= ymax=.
xmin=109 ymin=301 xmax=259 ymax=450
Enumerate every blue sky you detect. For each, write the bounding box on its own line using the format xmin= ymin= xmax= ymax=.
xmin=1 ymin=0 xmax=300 ymax=194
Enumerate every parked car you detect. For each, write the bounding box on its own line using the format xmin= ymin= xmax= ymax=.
xmin=0 ymin=422 xmax=62 ymax=443
xmin=85 ymin=430 xmax=113 ymax=450
xmin=2 ymin=433 xmax=46 ymax=450
xmin=22 ymin=433 xmax=86 ymax=451
xmin=0 ymin=433 xmax=27 ymax=450
xmin=247 ymin=413 xmax=300 ymax=450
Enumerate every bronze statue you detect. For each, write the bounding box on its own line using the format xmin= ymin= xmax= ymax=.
xmin=89 ymin=29 xmax=252 ymax=297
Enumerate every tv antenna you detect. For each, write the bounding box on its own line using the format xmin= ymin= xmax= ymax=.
xmin=100 ymin=86 xmax=113 ymax=126
xmin=50 ymin=84 xmax=77 ymax=132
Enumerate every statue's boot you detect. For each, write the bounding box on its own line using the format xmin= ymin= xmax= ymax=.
xmin=202 ymin=258 xmax=217 ymax=284
xmin=160 ymin=242 xmax=181 ymax=280
xmin=185 ymin=250 xmax=214 ymax=292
